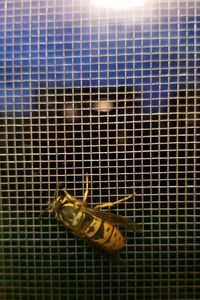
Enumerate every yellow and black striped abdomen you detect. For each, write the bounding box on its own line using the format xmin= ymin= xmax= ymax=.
xmin=56 ymin=202 xmax=125 ymax=251
xmin=84 ymin=217 xmax=124 ymax=251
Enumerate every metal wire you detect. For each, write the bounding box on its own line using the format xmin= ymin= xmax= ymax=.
xmin=0 ymin=0 xmax=200 ymax=299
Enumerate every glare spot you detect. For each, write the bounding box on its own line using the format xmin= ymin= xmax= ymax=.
xmin=93 ymin=99 xmax=113 ymax=113
xmin=64 ymin=102 xmax=80 ymax=122
xmin=91 ymin=0 xmax=146 ymax=10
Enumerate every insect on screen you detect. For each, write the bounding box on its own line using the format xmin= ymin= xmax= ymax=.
xmin=0 ymin=0 xmax=200 ymax=299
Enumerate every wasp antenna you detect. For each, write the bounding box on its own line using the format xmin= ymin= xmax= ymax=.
xmin=39 ymin=207 xmax=49 ymax=220
xmin=56 ymin=182 xmax=63 ymax=190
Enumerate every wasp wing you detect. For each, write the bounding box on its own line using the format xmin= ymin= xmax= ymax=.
xmin=80 ymin=205 xmax=142 ymax=233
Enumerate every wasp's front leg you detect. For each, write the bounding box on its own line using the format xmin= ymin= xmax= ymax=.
xmin=82 ymin=173 xmax=89 ymax=204
xmin=94 ymin=194 xmax=135 ymax=210
xmin=62 ymin=187 xmax=77 ymax=203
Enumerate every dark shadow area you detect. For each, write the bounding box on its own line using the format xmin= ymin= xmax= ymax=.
xmin=31 ymin=86 xmax=140 ymax=200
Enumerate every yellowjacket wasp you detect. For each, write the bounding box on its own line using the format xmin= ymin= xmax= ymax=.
xmin=41 ymin=174 xmax=142 ymax=252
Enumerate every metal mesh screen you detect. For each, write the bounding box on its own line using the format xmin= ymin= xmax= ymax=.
xmin=0 ymin=0 xmax=200 ymax=299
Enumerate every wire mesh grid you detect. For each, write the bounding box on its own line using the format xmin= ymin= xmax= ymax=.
xmin=0 ymin=0 xmax=200 ymax=299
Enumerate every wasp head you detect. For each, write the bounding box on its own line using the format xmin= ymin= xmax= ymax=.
xmin=40 ymin=187 xmax=66 ymax=219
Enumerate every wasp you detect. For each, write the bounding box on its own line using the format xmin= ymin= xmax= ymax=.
xmin=41 ymin=174 xmax=142 ymax=252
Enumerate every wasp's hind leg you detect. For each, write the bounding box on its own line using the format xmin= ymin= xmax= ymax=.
xmin=94 ymin=194 xmax=135 ymax=210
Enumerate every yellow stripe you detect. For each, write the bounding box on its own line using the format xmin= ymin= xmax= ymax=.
xmin=72 ymin=210 xmax=84 ymax=226
xmin=62 ymin=203 xmax=74 ymax=207
xmin=103 ymin=227 xmax=124 ymax=250
xmin=95 ymin=222 xmax=113 ymax=245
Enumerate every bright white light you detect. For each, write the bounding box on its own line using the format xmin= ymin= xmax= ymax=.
xmin=93 ymin=99 xmax=113 ymax=113
xmin=91 ymin=0 xmax=146 ymax=9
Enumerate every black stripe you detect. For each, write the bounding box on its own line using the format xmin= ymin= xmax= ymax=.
xmin=101 ymin=224 xmax=115 ymax=247
xmin=89 ymin=221 xmax=114 ymax=246
xmin=86 ymin=219 xmax=103 ymax=240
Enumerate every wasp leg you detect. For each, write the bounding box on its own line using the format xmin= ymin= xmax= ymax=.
xmin=62 ymin=187 xmax=75 ymax=202
xmin=82 ymin=173 xmax=89 ymax=204
xmin=94 ymin=194 xmax=135 ymax=210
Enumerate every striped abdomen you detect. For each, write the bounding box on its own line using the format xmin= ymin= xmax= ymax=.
xmin=83 ymin=217 xmax=125 ymax=251
xmin=58 ymin=203 xmax=124 ymax=251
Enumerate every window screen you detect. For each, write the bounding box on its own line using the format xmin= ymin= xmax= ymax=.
xmin=0 ymin=1 xmax=199 ymax=299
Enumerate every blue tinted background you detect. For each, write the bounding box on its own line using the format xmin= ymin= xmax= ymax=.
xmin=0 ymin=0 xmax=200 ymax=116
